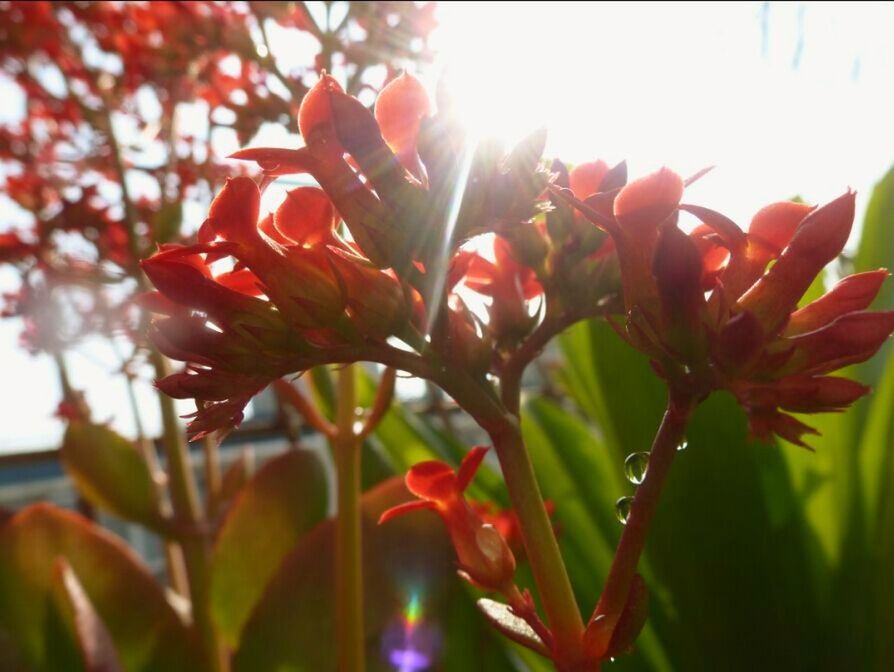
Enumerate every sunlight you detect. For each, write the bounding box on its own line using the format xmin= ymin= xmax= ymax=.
xmin=431 ymin=2 xmax=894 ymax=227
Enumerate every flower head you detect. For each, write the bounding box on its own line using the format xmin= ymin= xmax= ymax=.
xmin=562 ymin=169 xmax=894 ymax=446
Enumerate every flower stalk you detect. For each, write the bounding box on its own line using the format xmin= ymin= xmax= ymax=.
xmin=334 ymin=365 xmax=365 ymax=672
xmin=487 ymin=415 xmax=585 ymax=664
xmin=587 ymin=391 xmax=693 ymax=656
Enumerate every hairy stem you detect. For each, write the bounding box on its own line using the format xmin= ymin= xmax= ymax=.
xmin=588 ymin=391 xmax=694 ymax=656
xmin=334 ymin=365 xmax=365 ymax=672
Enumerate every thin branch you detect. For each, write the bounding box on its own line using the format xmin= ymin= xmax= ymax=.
xmin=273 ymin=377 xmax=337 ymax=440
xmin=358 ymin=367 xmax=396 ymax=438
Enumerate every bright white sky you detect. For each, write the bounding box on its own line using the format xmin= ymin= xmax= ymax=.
xmin=2 ymin=1 xmax=893 ymax=451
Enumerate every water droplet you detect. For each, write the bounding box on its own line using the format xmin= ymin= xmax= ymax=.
xmin=615 ymin=496 xmax=634 ymax=525
xmin=624 ymin=452 xmax=649 ymax=485
xmin=677 ymin=439 xmax=689 ymax=452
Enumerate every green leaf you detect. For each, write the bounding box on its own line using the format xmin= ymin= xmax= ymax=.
xmin=232 ymin=477 xmax=458 ymax=672
xmin=644 ymin=393 xmax=823 ymax=669
xmin=152 ymin=201 xmax=183 ymax=244
xmin=61 ymin=422 xmax=165 ymax=534
xmin=558 ymin=319 xmax=667 ymax=456
xmin=0 ymin=504 xmax=200 ymax=672
xmin=211 ymin=449 xmax=328 ymax=648
xmin=857 ymin=347 xmax=894 ymax=667
xmin=853 ymin=164 xmax=894 ymax=385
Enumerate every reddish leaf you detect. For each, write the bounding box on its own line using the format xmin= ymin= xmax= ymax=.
xmin=0 ymin=505 xmax=200 ymax=672
xmin=50 ymin=558 xmax=123 ymax=672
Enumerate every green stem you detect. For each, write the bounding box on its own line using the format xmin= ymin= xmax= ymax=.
xmin=487 ymin=417 xmax=585 ymax=663
xmin=334 ymin=365 xmax=365 ymax=672
xmin=121 ymin=364 xmax=190 ymax=598
xmin=587 ymin=391 xmax=693 ymax=656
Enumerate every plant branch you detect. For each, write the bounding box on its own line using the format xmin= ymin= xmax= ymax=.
xmin=358 ymin=367 xmax=396 ymax=438
xmin=486 ymin=416 xmax=585 ymax=664
xmin=334 ymin=365 xmax=365 ymax=672
xmin=273 ymin=377 xmax=337 ymax=439
xmin=500 ymin=307 xmax=595 ymax=414
xmin=587 ymin=391 xmax=694 ymax=657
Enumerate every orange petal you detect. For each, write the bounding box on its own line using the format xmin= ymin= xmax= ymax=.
xmin=207 ymin=177 xmax=261 ymax=245
xmin=297 ymin=74 xmax=346 ymax=156
xmin=274 ymin=187 xmax=335 ymax=246
xmin=784 ymin=269 xmax=889 ymax=336
xmin=569 ymin=160 xmax=610 ymax=199
xmin=781 ymin=309 xmax=894 ymax=376
xmin=457 ymin=446 xmax=489 ymax=492
xmin=405 ymin=460 xmax=458 ymax=501
xmin=613 ymin=167 xmax=683 ymax=229
xmin=375 ymin=72 xmax=431 ymax=155
xmin=748 ymin=201 xmax=815 ymax=259
xmin=378 ymin=500 xmax=436 ymax=525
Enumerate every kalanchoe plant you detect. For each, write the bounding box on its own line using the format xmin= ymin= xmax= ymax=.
xmin=139 ymin=68 xmax=894 ymax=672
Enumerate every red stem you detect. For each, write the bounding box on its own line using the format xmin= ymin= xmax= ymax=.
xmin=587 ymin=391 xmax=694 ymax=656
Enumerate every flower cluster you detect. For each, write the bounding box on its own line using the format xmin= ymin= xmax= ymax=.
xmin=141 ymin=66 xmax=894 ymax=669
xmin=557 ymin=169 xmax=894 ymax=445
xmin=143 ymin=71 xmax=617 ymax=438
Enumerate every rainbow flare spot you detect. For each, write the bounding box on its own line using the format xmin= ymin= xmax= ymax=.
xmin=384 ymin=592 xmax=435 ymax=672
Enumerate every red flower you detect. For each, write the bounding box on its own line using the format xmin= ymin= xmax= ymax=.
xmin=379 ymin=447 xmax=517 ymax=593
xmin=375 ymin=72 xmax=430 ymax=176
xmin=463 ymin=236 xmax=543 ymax=345
xmin=562 ymin=168 xmax=894 ymax=446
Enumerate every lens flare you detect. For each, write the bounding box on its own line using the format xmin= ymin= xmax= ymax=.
xmin=382 ymin=592 xmax=439 ymax=672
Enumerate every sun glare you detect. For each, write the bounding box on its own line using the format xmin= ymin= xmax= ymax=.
xmin=431 ymin=2 xmax=894 ymax=226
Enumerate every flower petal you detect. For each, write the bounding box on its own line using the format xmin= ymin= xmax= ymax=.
xmin=784 ymin=269 xmax=890 ymax=336
xmin=457 ymin=446 xmax=489 ymax=492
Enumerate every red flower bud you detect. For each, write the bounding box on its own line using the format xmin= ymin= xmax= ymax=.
xmin=297 ymin=74 xmax=346 ymax=157
xmin=206 ymin=177 xmax=261 ymax=246
xmin=272 ymin=186 xmax=336 ymax=247
xmin=738 ymin=192 xmax=855 ymax=335
xmin=375 ymin=72 xmax=430 ymax=167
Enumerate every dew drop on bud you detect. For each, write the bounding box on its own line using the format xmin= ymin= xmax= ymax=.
xmin=624 ymin=452 xmax=649 ymax=485
xmin=615 ymin=496 xmax=634 ymax=525
xmin=677 ymin=439 xmax=689 ymax=452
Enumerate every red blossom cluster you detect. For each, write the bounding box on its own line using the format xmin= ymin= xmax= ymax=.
xmin=557 ymin=169 xmax=894 ymax=446
xmin=141 ymin=71 xmax=619 ymax=439
xmin=140 ymin=67 xmax=894 ymax=668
